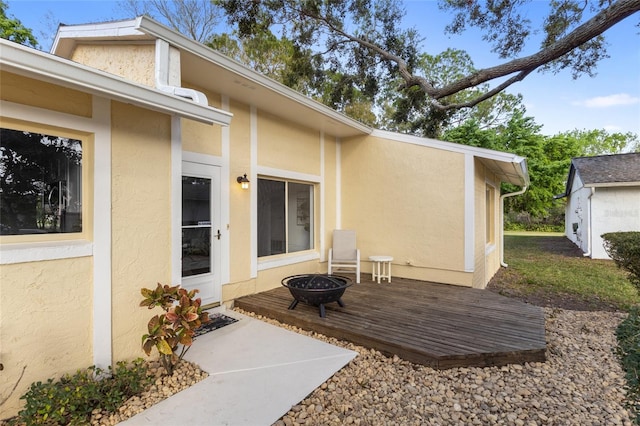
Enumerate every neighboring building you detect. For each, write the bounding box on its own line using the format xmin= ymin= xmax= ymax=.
xmin=0 ymin=17 xmax=528 ymax=417
xmin=557 ymin=153 xmax=640 ymax=259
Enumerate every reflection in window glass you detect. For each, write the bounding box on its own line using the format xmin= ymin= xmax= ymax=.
xmin=0 ymin=128 xmax=82 ymax=235
xmin=182 ymin=176 xmax=211 ymax=276
xmin=258 ymin=178 xmax=313 ymax=257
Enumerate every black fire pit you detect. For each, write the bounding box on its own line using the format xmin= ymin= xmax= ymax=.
xmin=281 ymin=274 xmax=353 ymax=318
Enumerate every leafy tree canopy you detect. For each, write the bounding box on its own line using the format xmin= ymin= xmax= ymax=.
xmin=0 ymin=0 xmax=37 ymax=47
xmin=217 ymin=0 xmax=640 ymax=112
xmin=443 ymin=113 xmax=639 ymax=217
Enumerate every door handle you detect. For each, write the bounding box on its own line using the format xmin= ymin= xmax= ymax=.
xmin=215 ymin=229 xmax=221 ymax=240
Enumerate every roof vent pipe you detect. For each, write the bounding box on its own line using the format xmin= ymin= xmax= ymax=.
xmin=155 ymin=39 xmax=208 ymax=106
xmin=500 ymin=185 xmax=528 ymax=267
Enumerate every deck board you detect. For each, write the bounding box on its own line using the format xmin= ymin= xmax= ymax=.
xmin=235 ymin=276 xmax=546 ymax=369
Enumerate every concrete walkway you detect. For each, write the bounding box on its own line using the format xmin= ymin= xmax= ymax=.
xmin=120 ymin=309 xmax=357 ymax=425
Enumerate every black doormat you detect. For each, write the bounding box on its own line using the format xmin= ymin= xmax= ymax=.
xmin=194 ymin=313 xmax=238 ymax=337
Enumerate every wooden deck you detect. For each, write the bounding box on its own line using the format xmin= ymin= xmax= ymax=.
xmin=235 ymin=276 xmax=547 ymax=369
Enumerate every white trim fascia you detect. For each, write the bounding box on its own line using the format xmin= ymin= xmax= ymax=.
xmin=585 ymin=181 xmax=640 ymax=188
xmin=371 ymin=129 xmax=525 ymax=163
xmin=182 ymin=151 xmax=223 ymax=167
xmin=250 ymin=105 xmax=258 ymax=279
xmin=336 ymin=139 xmax=342 ymax=229
xmin=257 ymin=167 xmax=322 ymax=184
xmin=171 ymin=117 xmax=182 ymax=286
xmin=220 ymin=95 xmax=231 ymax=285
xmin=92 ymin=96 xmax=112 ymax=370
xmin=134 ymin=17 xmax=371 ymax=135
xmin=0 ymin=101 xmax=98 ymax=264
xmin=257 ymin=251 xmax=321 ymax=271
xmin=464 ymin=154 xmax=475 ymax=273
xmin=0 ymin=240 xmax=93 ymax=264
xmin=320 ymin=131 xmax=326 ymax=262
xmin=1 ymin=100 xmax=94 ymax=131
xmin=1 ymin=39 xmax=232 ymax=126
xmin=51 ymin=17 xmax=150 ymax=56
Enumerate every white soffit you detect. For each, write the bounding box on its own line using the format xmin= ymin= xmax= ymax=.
xmin=135 ymin=17 xmax=372 ymax=139
xmin=1 ymin=39 xmax=232 ymax=126
xmin=51 ymin=17 xmax=153 ymax=58
xmin=371 ymin=129 xmax=530 ymax=187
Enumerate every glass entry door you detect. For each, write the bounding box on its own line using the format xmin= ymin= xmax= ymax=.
xmin=182 ymin=161 xmax=221 ymax=306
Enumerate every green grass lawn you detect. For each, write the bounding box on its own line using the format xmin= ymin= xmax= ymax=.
xmin=496 ymin=233 xmax=640 ymax=311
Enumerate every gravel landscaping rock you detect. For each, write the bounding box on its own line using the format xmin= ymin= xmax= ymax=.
xmin=35 ymin=306 xmax=629 ymax=425
xmin=243 ymin=307 xmax=631 ymax=426
xmin=88 ymin=360 xmax=208 ymax=426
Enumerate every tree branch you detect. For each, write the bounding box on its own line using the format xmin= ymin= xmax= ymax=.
xmin=432 ymin=0 xmax=639 ymax=99
xmin=297 ymin=0 xmax=639 ymax=110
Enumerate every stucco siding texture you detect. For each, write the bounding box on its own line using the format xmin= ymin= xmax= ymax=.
xmin=110 ymin=102 xmax=172 ymax=361
xmin=0 ymin=257 xmax=93 ymax=417
xmin=181 ymin=86 xmax=223 ymax=156
xmin=257 ymin=111 xmax=321 ymax=175
xmin=340 ymin=135 xmax=468 ymax=285
xmin=1 ymin=71 xmax=92 ymax=117
xmin=72 ymin=44 xmax=156 ymax=87
xmin=228 ymin=100 xmax=253 ymax=285
xmin=322 ymin=135 xmax=339 ymax=265
xmin=473 ymin=160 xmax=502 ymax=289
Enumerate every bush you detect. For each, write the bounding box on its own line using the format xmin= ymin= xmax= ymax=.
xmin=15 ymin=359 xmax=150 ymax=425
xmin=504 ymin=210 xmax=564 ymax=233
xmin=140 ymin=283 xmax=210 ymax=375
xmin=616 ymin=307 xmax=640 ymax=424
xmin=602 ymin=232 xmax=640 ymax=291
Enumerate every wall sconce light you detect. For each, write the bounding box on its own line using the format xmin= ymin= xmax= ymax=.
xmin=237 ymin=174 xmax=250 ymax=189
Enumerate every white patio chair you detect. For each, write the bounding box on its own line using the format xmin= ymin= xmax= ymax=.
xmin=328 ymin=229 xmax=360 ymax=283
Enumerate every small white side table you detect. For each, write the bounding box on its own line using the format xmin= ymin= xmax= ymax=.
xmin=369 ymin=255 xmax=393 ymax=284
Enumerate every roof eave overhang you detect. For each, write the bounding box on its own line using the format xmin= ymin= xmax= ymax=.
xmin=51 ymin=17 xmax=152 ymax=57
xmin=371 ymin=130 xmax=530 ymax=187
xmin=3 ymin=39 xmax=232 ymax=126
xmin=134 ymin=16 xmax=372 ymax=138
xmin=585 ymin=181 xmax=640 ymax=188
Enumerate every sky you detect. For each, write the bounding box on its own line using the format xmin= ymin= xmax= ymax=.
xmin=5 ymin=0 xmax=640 ymax=137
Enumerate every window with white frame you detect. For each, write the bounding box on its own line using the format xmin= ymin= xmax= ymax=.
xmin=257 ymin=178 xmax=314 ymax=257
xmin=486 ymin=184 xmax=496 ymax=245
xmin=0 ymin=127 xmax=83 ymax=236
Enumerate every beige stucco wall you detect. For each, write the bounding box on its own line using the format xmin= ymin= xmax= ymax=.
xmin=110 ymin=102 xmax=172 ymax=360
xmin=0 ymin=257 xmax=93 ymax=417
xmin=71 ymin=44 xmax=156 ymax=87
xmin=223 ymin=259 xmax=322 ymax=302
xmin=322 ymin=135 xmax=339 ymax=257
xmin=223 ymin=104 xmax=340 ymax=301
xmin=257 ymin=111 xmax=321 ymax=175
xmin=472 ymin=160 xmax=501 ymax=289
xmin=228 ymin=99 xmax=253 ymax=285
xmin=181 ymin=85 xmax=223 ymax=156
xmin=340 ymin=135 xmax=471 ymax=285
xmin=182 ymin=119 xmax=222 ymax=156
xmin=0 ymin=71 xmax=92 ymax=117
xmin=0 ymin=78 xmax=97 ymax=416
xmin=0 ymin=79 xmax=180 ymax=418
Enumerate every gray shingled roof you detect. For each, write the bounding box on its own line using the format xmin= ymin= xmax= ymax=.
xmin=573 ymin=152 xmax=640 ymax=185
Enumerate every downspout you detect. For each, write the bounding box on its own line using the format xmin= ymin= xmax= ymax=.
xmin=583 ymin=187 xmax=596 ymax=257
xmin=155 ymin=39 xmax=208 ymax=105
xmin=500 ymin=185 xmax=528 ymax=267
